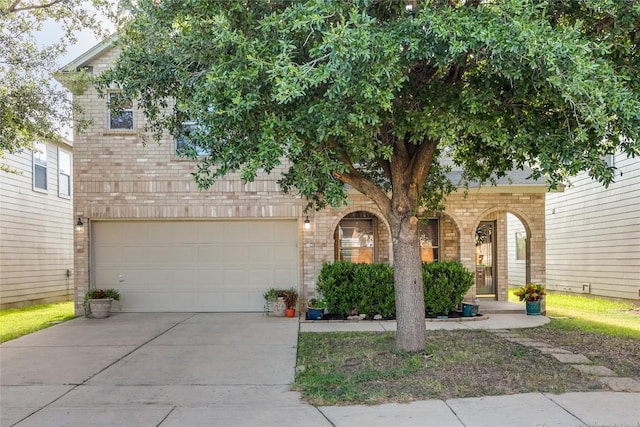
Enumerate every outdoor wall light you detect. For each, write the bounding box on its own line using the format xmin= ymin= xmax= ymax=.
xmin=304 ymin=216 xmax=311 ymax=230
xmin=75 ymin=217 xmax=84 ymax=232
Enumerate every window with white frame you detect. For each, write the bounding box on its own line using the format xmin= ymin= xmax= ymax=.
xmin=58 ymin=149 xmax=71 ymax=197
xmin=108 ymin=92 xmax=134 ymax=130
xmin=33 ymin=142 xmax=47 ymax=191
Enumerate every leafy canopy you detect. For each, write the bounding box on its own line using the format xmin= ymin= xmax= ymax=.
xmin=98 ymin=0 xmax=639 ymax=213
xmin=0 ymin=0 xmax=111 ymax=169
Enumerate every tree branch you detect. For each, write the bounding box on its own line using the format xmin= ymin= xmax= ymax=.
xmin=3 ymin=0 xmax=65 ymax=15
xmin=329 ymin=139 xmax=392 ymax=218
xmin=409 ymin=137 xmax=438 ymax=194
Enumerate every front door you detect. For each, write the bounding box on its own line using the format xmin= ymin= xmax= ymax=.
xmin=475 ymin=221 xmax=496 ymax=296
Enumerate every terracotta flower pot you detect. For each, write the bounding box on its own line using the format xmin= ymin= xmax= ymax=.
xmin=285 ymin=308 xmax=296 ymax=318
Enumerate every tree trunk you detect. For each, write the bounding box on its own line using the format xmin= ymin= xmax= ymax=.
xmin=390 ymin=213 xmax=426 ymax=352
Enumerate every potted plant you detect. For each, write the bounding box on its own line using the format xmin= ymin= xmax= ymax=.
xmin=282 ymin=288 xmax=298 ymax=318
xmin=514 ymin=283 xmax=546 ymax=315
xmin=263 ymin=288 xmax=278 ymax=315
xmin=84 ymin=288 xmax=120 ymax=318
xmin=306 ymin=297 xmax=326 ymax=320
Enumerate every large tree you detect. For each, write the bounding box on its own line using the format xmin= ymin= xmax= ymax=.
xmin=0 ymin=0 xmax=110 ymax=169
xmin=98 ymin=0 xmax=639 ymax=351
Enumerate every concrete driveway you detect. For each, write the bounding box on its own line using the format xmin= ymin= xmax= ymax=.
xmin=0 ymin=313 xmax=330 ymax=427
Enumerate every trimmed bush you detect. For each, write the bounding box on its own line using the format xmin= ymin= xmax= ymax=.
xmin=423 ymin=261 xmax=474 ymax=315
xmin=317 ymin=262 xmax=395 ymax=318
xmin=316 ymin=260 xmax=473 ymax=318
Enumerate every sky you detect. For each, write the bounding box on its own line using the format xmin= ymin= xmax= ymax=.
xmin=37 ymin=11 xmax=114 ymax=139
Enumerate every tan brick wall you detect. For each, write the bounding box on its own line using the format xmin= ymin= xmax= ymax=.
xmin=72 ymin=46 xmax=547 ymax=313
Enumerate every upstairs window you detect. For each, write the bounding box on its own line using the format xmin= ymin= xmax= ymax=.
xmin=58 ymin=149 xmax=71 ymax=197
xmin=108 ymin=92 xmax=133 ymax=130
xmin=175 ymin=121 xmax=210 ymax=157
xmin=33 ymin=142 xmax=47 ymax=191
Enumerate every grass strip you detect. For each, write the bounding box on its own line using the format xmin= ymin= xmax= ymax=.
xmin=0 ymin=301 xmax=75 ymax=343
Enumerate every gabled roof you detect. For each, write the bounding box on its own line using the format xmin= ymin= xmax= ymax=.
xmin=57 ymin=35 xmax=117 ymax=73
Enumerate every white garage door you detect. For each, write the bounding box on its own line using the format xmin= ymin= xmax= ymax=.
xmin=92 ymin=220 xmax=298 ymax=312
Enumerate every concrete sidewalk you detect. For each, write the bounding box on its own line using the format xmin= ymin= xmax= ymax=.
xmin=1 ymin=313 xmax=639 ymax=426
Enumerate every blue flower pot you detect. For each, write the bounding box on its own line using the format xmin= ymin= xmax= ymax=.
xmin=525 ymin=300 xmax=542 ymax=315
xmin=462 ymin=303 xmax=479 ymax=317
xmin=306 ymin=308 xmax=324 ymax=320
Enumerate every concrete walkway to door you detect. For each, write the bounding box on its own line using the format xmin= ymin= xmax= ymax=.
xmin=0 ymin=313 xmax=329 ymax=426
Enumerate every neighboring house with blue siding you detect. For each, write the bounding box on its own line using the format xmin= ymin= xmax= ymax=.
xmin=545 ymin=152 xmax=640 ymax=301
xmin=0 ymin=140 xmax=74 ymax=308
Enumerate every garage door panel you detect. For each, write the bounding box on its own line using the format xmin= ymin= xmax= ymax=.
xmin=223 ymin=245 xmax=249 ymax=264
xmin=172 ymin=222 xmax=202 ymax=243
xmin=222 ymin=222 xmax=249 ymax=243
xmin=94 ymin=245 xmax=123 ymax=265
xmin=273 ymin=221 xmax=298 ymax=241
xmin=223 ymin=269 xmax=249 ymax=286
xmin=248 ymin=269 xmax=272 ymax=286
xmin=274 ymin=268 xmax=298 ymax=287
xmin=196 ymin=222 xmax=223 ymax=243
xmin=145 ymin=246 xmax=174 ymax=264
xmin=196 ymin=245 xmax=224 ymax=263
xmin=195 ymin=270 xmax=224 ymax=286
xmin=172 ymin=246 xmax=198 ymax=264
xmin=92 ymin=220 xmax=298 ymax=312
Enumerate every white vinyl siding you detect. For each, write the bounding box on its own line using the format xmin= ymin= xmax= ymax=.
xmin=546 ymin=152 xmax=640 ymax=300
xmin=506 ymin=213 xmax=526 ymax=286
xmin=92 ymin=220 xmax=298 ymax=312
xmin=1 ymin=142 xmax=74 ymax=308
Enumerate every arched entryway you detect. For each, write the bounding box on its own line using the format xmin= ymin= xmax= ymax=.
xmin=473 ymin=209 xmax=533 ymax=300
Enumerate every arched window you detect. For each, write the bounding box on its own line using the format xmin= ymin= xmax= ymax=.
xmin=334 ymin=212 xmax=377 ymax=263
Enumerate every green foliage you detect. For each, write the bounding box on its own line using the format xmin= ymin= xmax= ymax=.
xmin=422 ymin=261 xmax=474 ymax=315
xmin=263 ymin=288 xmax=278 ymax=302
xmin=99 ymin=0 xmax=639 ymax=208
xmin=317 ymin=262 xmax=395 ymax=318
xmin=0 ymin=1 xmax=112 ymax=166
xmin=509 ymin=291 xmax=640 ymax=339
xmin=282 ymin=288 xmax=298 ymax=309
xmin=317 ymin=261 xmax=472 ymax=318
xmin=308 ymin=297 xmax=327 ymax=309
xmin=514 ymin=283 xmax=546 ymax=302
xmin=85 ymin=288 xmax=120 ymax=301
xmin=0 ymin=302 xmax=75 ymax=343
xmin=97 ymin=0 xmax=640 ymax=348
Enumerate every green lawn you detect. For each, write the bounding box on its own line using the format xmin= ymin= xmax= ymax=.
xmin=509 ymin=290 xmax=640 ymax=339
xmin=0 ymin=301 xmax=76 ymax=343
xmin=295 ymin=291 xmax=640 ymax=405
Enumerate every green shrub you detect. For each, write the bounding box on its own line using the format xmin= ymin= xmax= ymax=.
xmin=317 ymin=260 xmax=473 ymax=318
xmin=423 ymin=261 xmax=474 ymax=315
xmin=317 ymin=262 xmax=395 ymax=318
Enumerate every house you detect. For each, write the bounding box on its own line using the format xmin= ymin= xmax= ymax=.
xmin=0 ymin=139 xmax=74 ymax=309
xmin=545 ymin=153 xmax=640 ymax=301
xmin=57 ymin=41 xmax=550 ymax=315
